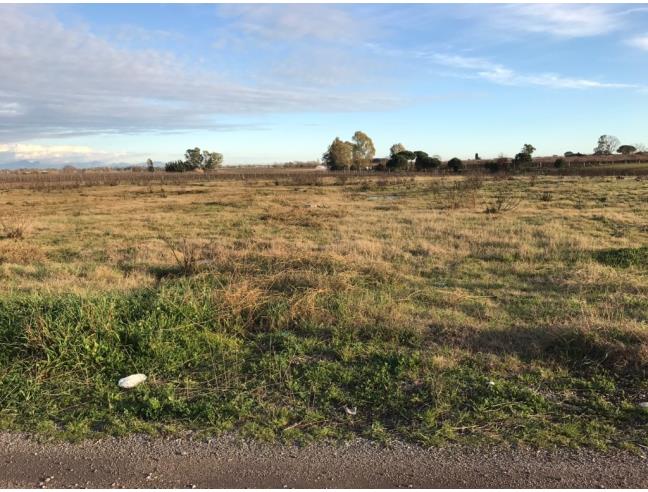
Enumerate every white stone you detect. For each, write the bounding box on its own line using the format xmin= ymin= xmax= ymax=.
xmin=118 ymin=374 xmax=147 ymax=389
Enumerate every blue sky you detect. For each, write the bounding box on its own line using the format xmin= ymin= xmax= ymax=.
xmin=0 ymin=3 xmax=647 ymax=167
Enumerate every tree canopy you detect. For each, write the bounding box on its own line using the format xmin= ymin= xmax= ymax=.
xmin=323 ymin=137 xmax=354 ymax=170
xmin=351 ymin=131 xmax=376 ymax=169
xmin=165 ymin=147 xmax=223 ymax=172
xmin=617 ymin=145 xmax=637 ymax=155
xmin=594 ymin=135 xmax=620 ymax=155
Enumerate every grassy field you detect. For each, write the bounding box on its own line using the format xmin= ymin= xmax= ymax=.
xmin=0 ymin=174 xmax=647 ymax=449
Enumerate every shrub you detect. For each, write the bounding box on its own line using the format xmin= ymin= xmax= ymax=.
xmin=513 ymin=152 xmax=533 ymax=168
xmin=1 ymin=214 xmax=29 ymax=240
xmin=485 ymin=189 xmax=522 ymax=214
xmin=484 ymin=157 xmax=511 ymax=173
xmin=447 ymin=157 xmax=463 ymax=172
xmin=165 ymin=160 xmax=191 ymax=172
xmin=414 ymin=151 xmax=441 ymax=171
xmin=387 ymin=153 xmax=410 ymax=171
xmin=554 ymin=158 xmax=566 ymax=168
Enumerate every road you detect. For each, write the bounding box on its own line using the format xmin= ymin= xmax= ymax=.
xmin=2 ymin=433 xmax=647 ymax=488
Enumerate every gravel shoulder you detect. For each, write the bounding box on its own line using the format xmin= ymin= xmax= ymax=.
xmin=1 ymin=433 xmax=647 ymax=488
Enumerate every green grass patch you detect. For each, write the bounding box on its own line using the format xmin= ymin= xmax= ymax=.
xmin=0 ymin=278 xmax=646 ymax=448
xmin=594 ymin=246 xmax=648 ymax=269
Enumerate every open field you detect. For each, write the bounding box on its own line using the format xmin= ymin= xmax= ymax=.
xmin=0 ymin=175 xmax=647 ymax=449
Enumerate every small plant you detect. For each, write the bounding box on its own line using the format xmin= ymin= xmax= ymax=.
xmin=1 ymin=214 xmax=29 ymax=239
xmin=159 ymin=235 xmax=207 ymax=275
xmin=485 ymin=190 xmax=522 ymax=214
xmin=540 ymin=191 xmax=552 ymax=202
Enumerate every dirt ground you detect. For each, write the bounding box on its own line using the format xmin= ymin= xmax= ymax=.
xmin=1 ymin=433 xmax=647 ymax=488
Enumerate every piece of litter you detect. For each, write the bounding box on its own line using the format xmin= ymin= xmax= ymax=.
xmin=344 ymin=406 xmax=357 ymax=416
xmin=118 ymin=374 xmax=147 ymax=389
xmin=487 ymin=381 xmax=495 ymax=386
xmin=639 ymin=402 xmax=648 ymax=409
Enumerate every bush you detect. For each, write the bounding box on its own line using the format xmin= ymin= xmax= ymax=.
xmin=387 ymin=153 xmax=410 ymax=171
xmin=513 ymin=152 xmax=533 ymax=168
xmin=554 ymin=158 xmax=566 ymax=168
xmin=447 ymin=157 xmax=463 ymax=172
xmin=165 ymin=160 xmax=191 ymax=172
xmin=484 ymin=157 xmax=511 ymax=173
xmin=414 ymin=151 xmax=441 ymax=171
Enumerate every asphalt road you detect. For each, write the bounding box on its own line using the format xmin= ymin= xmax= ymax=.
xmin=2 ymin=433 xmax=647 ymax=488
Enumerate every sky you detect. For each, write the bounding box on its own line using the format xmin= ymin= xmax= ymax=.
xmin=0 ymin=2 xmax=647 ymax=168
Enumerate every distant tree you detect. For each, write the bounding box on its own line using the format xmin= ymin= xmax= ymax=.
xmin=554 ymin=158 xmax=566 ymax=168
xmin=165 ymin=160 xmax=188 ymax=172
xmin=447 ymin=157 xmax=463 ymax=172
xmin=386 ymin=150 xmax=414 ymax=171
xmin=484 ymin=157 xmax=511 ymax=173
xmin=634 ymin=143 xmax=647 ymax=153
xmin=564 ymin=151 xmax=575 ymax=157
xmin=202 ymin=151 xmax=223 ymax=170
xmin=146 ymin=158 xmax=154 ymax=172
xmin=389 ymin=143 xmax=406 ymax=157
xmin=521 ymin=144 xmax=536 ymax=156
xmin=386 ymin=153 xmax=409 ymax=170
xmin=184 ymin=147 xmax=204 ymax=169
xmin=513 ymin=152 xmax=533 ymax=167
xmin=474 ymin=153 xmax=480 ymax=160
xmin=351 ymin=131 xmax=376 ymax=169
xmin=594 ymin=135 xmax=620 ymax=155
xmin=617 ymin=145 xmax=637 ymax=155
xmin=323 ymin=137 xmax=354 ymax=170
xmin=397 ymin=150 xmax=416 ymax=160
xmin=415 ymin=151 xmax=442 ymax=171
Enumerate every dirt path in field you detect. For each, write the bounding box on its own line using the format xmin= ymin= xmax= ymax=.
xmin=1 ymin=433 xmax=647 ymax=488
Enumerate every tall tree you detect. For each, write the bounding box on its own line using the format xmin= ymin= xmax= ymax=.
xmin=323 ymin=138 xmax=354 ymax=170
xmin=184 ymin=147 xmax=203 ymax=169
xmin=594 ymin=135 xmax=620 ymax=155
xmin=390 ymin=143 xmax=406 ymax=157
xmin=617 ymin=145 xmax=637 ymax=155
xmin=351 ymin=131 xmax=376 ymax=169
xmin=202 ymin=151 xmax=223 ymax=170
xmin=521 ymin=144 xmax=536 ymax=156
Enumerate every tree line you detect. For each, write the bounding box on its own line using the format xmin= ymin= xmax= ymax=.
xmin=143 ymin=134 xmax=644 ymax=173
xmin=323 ymin=132 xmax=646 ymax=173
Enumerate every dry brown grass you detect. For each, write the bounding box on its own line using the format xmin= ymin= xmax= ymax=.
xmin=0 ymin=175 xmax=646 ymax=339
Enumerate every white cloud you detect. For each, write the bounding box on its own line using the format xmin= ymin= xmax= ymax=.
xmin=428 ymin=53 xmax=642 ymax=91
xmin=489 ymin=4 xmax=622 ymax=38
xmin=627 ymin=34 xmax=648 ymax=51
xmin=0 ymin=143 xmax=138 ymax=167
xmin=0 ymin=6 xmax=399 ymax=144
xmin=215 ymin=4 xmax=365 ymax=44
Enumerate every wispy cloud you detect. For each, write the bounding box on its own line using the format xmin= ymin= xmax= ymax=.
xmin=627 ymin=34 xmax=648 ymax=51
xmin=215 ymin=4 xmax=367 ymax=44
xmin=0 ymin=6 xmax=399 ymax=144
xmin=487 ymin=4 xmax=623 ymax=38
xmin=364 ymin=45 xmax=644 ymax=92
xmin=430 ymin=53 xmax=641 ymax=90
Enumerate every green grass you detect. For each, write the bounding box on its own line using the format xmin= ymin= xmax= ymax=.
xmin=0 ymin=275 xmax=646 ymax=448
xmin=594 ymin=246 xmax=648 ymax=269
